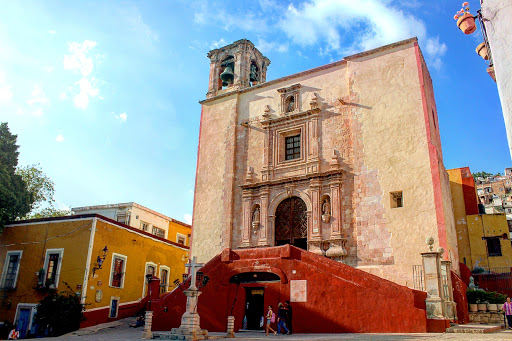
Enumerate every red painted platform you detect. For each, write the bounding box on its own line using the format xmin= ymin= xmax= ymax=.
xmin=151 ymin=245 xmax=430 ymax=333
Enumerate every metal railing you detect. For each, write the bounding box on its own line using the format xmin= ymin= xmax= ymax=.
xmin=413 ymin=265 xmax=424 ymax=291
xmin=473 ymin=267 xmax=512 ymax=297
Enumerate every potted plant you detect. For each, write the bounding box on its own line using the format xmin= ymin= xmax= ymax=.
xmin=476 ymin=42 xmax=489 ymax=60
xmin=487 ymin=291 xmax=507 ymax=311
xmin=466 ymin=289 xmax=480 ymax=312
xmin=454 ymin=2 xmax=476 ymax=35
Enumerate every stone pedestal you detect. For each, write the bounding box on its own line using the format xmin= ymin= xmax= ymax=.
xmin=441 ymin=260 xmax=457 ymax=320
xmin=421 ymin=251 xmax=445 ymax=319
xmin=325 ymin=238 xmax=347 ymax=262
xmin=143 ymin=311 xmax=153 ymax=339
xmin=226 ymin=316 xmax=235 ymax=338
xmin=169 ymin=289 xmax=209 ymax=340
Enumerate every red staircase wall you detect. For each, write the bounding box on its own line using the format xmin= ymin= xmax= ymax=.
xmin=151 ymin=245 xmax=428 ymax=333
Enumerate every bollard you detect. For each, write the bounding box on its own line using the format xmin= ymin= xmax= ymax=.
xmin=226 ymin=316 xmax=235 ymax=338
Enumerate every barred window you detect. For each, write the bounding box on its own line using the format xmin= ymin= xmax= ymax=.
xmin=285 ymin=135 xmax=300 ymax=160
xmin=152 ymin=226 xmax=165 ymax=238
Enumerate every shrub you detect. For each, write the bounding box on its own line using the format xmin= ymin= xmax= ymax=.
xmin=487 ymin=291 xmax=507 ymax=304
xmin=34 ymin=284 xmax=84 ymax=337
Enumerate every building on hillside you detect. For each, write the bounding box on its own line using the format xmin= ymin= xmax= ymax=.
xmin=448 ymin=167 xmax=512 ymax=270
xmin=163 ymin=38 xmax=463 ymax=333
xmin=72 ymin=202 xmax=191 ymax=245
xmin=0 ymin=214 xmax=189 ymax=337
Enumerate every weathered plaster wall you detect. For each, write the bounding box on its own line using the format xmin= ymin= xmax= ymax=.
xmin=192 ymin=97 xmax=239 ymax=263
xmin=481 ymin=0 xmax=512 ymax=160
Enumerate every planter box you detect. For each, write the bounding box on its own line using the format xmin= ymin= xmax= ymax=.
xmin=477 ymin=303 xmax=487 ymax=312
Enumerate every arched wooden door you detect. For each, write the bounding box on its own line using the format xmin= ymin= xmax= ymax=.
xmin=275 ymin=196 xmax=308 ymax=250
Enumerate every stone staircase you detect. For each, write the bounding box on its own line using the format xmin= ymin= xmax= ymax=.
xmin=446 ymin=323 xmax=505 ymax=333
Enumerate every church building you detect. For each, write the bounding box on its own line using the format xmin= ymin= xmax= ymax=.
xmin=150 ymin=37 xmax=462 ymax=334
xmin=191 ymin=37 xmax=458 ymax=286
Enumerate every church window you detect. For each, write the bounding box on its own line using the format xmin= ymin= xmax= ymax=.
xmin=390 ymin=191 xmax=403 ymax=208
xmin=486 ymin=237 xmax=502 ymax=257
xmin=285 ymin=135 xmax=301 ymax=160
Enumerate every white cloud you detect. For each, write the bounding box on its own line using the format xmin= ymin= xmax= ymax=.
xmin=210 ymin=38 xmax=227 ymax=50
xmin=63 ymin=40 xmax=97 ymax=77
xmin=425 ymin=36 xmax=447 ymax=71
xmin=48 ymin=30 xmax=56 ymax=34
xmin=0 ymin=85 xmax=12 ymax=103
xmin=119 ymin=112 xmax=127 ymax=121
xmin=73 ymin=78 xmax=99 ymax=110
xmin=33 ymin=108 xmax=43 ymax=116
xmin=193 ymin=3 xmax=268 ymax=31
xmin=42 ymin=66 xmax=55 ymax=72
xmin=256 ymin=39 xmax=289 ymax=53
xmin=184 ymin=214 xmax=192 ymax=225
xmin=59 ymin=92 xmax=67 ymax=100
xmin=56 ymin=134 xmax=64 ymax=142
xmin=278 ymin=0 xmax=444 ymax=67
xmin=27 ymin=85 xmax=49 ymax=115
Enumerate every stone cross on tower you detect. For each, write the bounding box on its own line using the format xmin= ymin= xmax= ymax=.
xmin=185 ymin=256 xmax=204 ymax=290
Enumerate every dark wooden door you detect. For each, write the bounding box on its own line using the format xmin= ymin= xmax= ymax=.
xmin=275 ymin=196 xmax=307 ymax=249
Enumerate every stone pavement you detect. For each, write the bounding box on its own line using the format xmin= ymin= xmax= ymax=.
xmin=48 ymin=319 xmax=512 ymax=341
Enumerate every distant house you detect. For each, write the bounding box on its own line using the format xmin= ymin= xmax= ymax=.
xmin=72 ymin=202 xmax=191 ymax=246
xmin=0 ymin=214 xmax=189 ymax=337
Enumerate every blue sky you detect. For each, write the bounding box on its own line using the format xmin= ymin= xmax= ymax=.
xmin=0 ymin=0 xmax=508 ymax=223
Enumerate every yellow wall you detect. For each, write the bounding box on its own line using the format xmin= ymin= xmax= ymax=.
xmin=0 ymin=218 xmax=92 ymax=323
xmin=168 ymin=221 xmax=191 ymax=246
xmin=447 ymin=168 xmax=473 ymax=267
xmin=83 ymin=218 xmax=188 ymax=310
xmin=467 ymin=214 xmax=512 ymax=269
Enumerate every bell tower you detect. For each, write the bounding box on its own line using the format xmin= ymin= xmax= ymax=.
xmin=206 ymin=39 xmax=271 ymax=99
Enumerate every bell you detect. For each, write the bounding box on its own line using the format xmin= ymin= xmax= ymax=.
xmin=220 ymin=65 xmax=234 ymax=85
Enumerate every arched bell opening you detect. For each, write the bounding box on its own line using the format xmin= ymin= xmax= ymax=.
xmin=219 ymin=56 xmax=235 ymax=90
xmin=275 ymin=196 xmax=308 ymax=250
xmin=249 ymin=60 xmax=259 ymax=86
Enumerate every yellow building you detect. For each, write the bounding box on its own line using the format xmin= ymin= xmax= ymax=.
xmin=72 ymin=202 xmax=191 ymax=245
xmin=0 ymin=214 xmax=189 ymax=337
xmin=448 ymin=167 xmax=512 ymax=270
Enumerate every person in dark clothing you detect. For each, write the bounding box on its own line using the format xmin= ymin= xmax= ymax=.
xmin=277 ymin=302 xmax=289 ymax=334
xmin=285 ymin=300 xmax=293 ymax=334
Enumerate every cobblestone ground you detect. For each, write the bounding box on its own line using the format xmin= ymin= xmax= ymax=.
xmin=47 ymin=319 xmax=512 ymax=341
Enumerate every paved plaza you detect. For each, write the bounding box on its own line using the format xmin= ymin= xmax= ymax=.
xmin=46 ymin=318 xmax=512 ymax=341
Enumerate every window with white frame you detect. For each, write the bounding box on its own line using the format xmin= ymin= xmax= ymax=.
xmin=160 ymin=266 xmax=170 ymax=293
xmin=152 ymin=226 xmax=165 ymax=238
xmin=109 ymin=297 xmax=120 ymax=318
xmin=176 ymin=233 xmax=187 ymax=246
xmin=140 ymin=221 xmax=149 ymax=232
xmin=43 ymin=249 xmax=64 ymax=289
xmin=116 ymin=211 xmax=130 ymax=225
xmin=142 ymin=262 xmax=157 ymax=297
xmin=1 ymin=251 xmax=22 ymax=289
xmin=110 ymin=253 xmax=127 ymax=288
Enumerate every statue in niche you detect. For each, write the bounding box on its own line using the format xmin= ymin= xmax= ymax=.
xmin=286 ymin=96 xmax=295 ymax=113
xmin=250 ymin=64 xmax=258 ymax=83
xmin=252 ymin=207 xmax=260 ymax=232
xmin=322 ymin=198 xmax=331 ymax=223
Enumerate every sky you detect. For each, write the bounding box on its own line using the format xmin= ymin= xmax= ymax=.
xmin=0 ymin=0 xmax=509 ymax=224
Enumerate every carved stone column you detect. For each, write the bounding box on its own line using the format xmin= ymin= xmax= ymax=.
xmin=240 ymin=190 xmax=252 ymax=248
xmin=258 ymin=186 xmax=271 ymax=246
xmin=441 ymin=260 xmax=456 ymax=320
xmin=329 ymin=175 xmax=343 ymax=238
xmin=421 ymin=250 xmax=445 ymax=319
xmin=207 ymin=60 xmax=220 ymax=98
xmin=309 ymin=178 xmax=321 ymax=238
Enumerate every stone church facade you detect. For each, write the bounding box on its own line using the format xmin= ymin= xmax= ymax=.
xmin=191 ymin=38 xmax=458 ymax=286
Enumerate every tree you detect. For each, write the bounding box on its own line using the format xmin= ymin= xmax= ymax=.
xmin=0 ymin=123 xmax=32 ymax=230
xmin=16 ymin=164 xmax=72 ymax=219
xmin=472 ymin=171 xmax=494 ymax=179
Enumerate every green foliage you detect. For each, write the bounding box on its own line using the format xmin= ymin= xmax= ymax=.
xmin=472 ymin=171 xmax=501 ymax=179
xmin=0 ymin=123 xmax=32 ymax=230
xmin=472 ymin=266 xmax=486 ymax=274
xmin=34 ymin=284 xmax=85 ymax=337
xmin=467 ymin=289 xmax=507 ymax=304
xmin=29 ymin=207 xmax=72 ymax=219
xmin=16 ymin=164 xmax=55 ymax=213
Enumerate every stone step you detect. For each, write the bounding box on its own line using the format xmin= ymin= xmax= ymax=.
xmin=446 ymin=323 xmax=504 ymax=333
xmin=238 ymin=329 xmax=265 ymax=333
